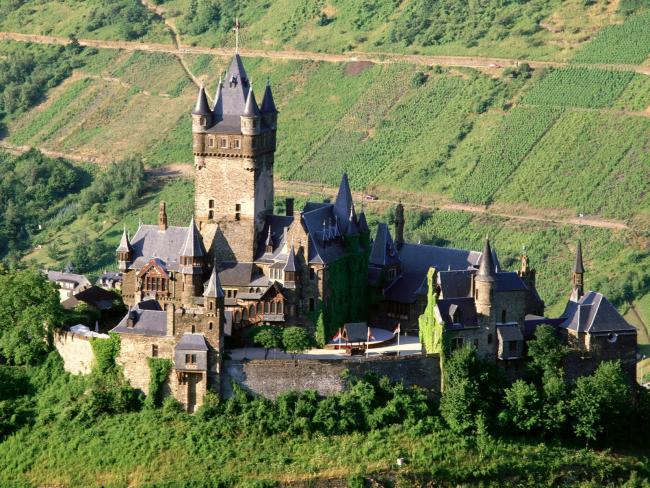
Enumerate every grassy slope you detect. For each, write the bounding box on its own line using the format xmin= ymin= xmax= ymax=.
xmin=0 ymin=409 xmax=648 ymax=487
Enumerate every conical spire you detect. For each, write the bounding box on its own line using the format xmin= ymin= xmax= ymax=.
xmin=264 ymin=226 xmax=273 ymax=252
xmin=476 ymin=237 xmax=496 ymax=282
xmin=358 ymin=210 xmax=369 ymax=234
xmin=212 ymin=76 xmax=223 ymax=114
xmin=243 ymin=85 xmax=261 ymax=117
xmin=346 ymin=204 xmax=359 ymax=236
xmin=261 ymin=79 xmax=277 ymax=113
xmin=573 ymin=240 xmax=584 ymax=274
xmin=116 ymin=226 xmax=132 ymax=253
xmin=284 ymin=244 xmax=297 ymax=272
xmin=334 ymin=172 xmax=353 ymax=224
xmin=181 ymin=216 xmax=205 ymax=258
xmin=192 ymin=85 xmax=210 ymax=116
xmin=203 ymin=265 xmax=224 ymax=298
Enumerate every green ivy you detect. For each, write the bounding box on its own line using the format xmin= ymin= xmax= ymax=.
xmin=90 ymin=333 xmax=121 ymax=375
xmin=146 ymin=358 xmax=172 ymax=408
xmin=419 ymin=268 xmax=443 ymax=355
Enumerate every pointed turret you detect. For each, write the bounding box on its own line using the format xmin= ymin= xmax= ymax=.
xmin=358 ymin=210 xmax=369 ymax=234
xmin=241 ymin=85 xmax=261 ymax=135
xmin=334 ymin=173 xmax=353 ymax=224
xmin=261 ymin=80 xmax=277 ymax=113
xmin=191 ymin=85 xmax=211 ymax=133
xmin=476 ymin=237 xmax=496 ymax=282
xmin=117 ymin=226 xmax=132 ymax=272
xmin=243 ymin=85 xmax=261 ymax=117
xmin=571 ymin=240 xmax=585 ymax=301
xmin=181 ymin=216 xmax=206 ymax=259
xmin=346 ymin=204 xmax=359 ymax=236
xmin=117 ymin=226 xmax=132 ymax=253
xmin=264 ymin=226 xmax=273 ymax=254
xmin=212 ymin=76 xmax=223 ymax=116
xmin=284 ymin=245 xmax=297 ymax=273
xmin=203 ymin=266 xmax=224 ymax=299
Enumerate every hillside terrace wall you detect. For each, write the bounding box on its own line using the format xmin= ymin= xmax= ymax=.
xmin=54 ymin=330 xmax=95 ymax=375
xmin=222 ymin=354 xmax=441 ymax=399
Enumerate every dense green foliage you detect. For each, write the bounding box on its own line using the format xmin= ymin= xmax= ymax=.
xmin=146 ymin=357 xmax=173 ymax=408
xmin=418 ymin=268 xmax=443 ymax=355
xmin=250 ymin=325 xmax=283 ymax=359
xmin=522 ymin=67 xmax=634 ymax=108
xmin=572 ymin=11 xmax=650 ymax=64
xmin=90 ymin=332 xmax=121 ymax=375
xmin=0 ymin=269 xmax=61 ymax=365
xmin=0 ymin=149 xmax=88 ymax=261
xmin=281 ymin=326 xmax=312 ymax=359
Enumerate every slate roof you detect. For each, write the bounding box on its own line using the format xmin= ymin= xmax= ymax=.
xmin=220 ymin=54 xmax=250 ymax=116
xmin=62 ymin=286 xmax=116 ymax=311
xmin=243 ymin=86 xmax=261 ymax=117
xmin=203 ymin=267 xmax=225 ymax=298
xmin=343 ymin=322 xmax=369 ymax=342
xmin=45 ymin=270 xmax=91 ymax=289
xmin=111 ymin=301 xmax=166 ymax=337
xmin=98 ymin=271 xmax=122 ymax=284
xmin=559 ymin=291 xmax=636 ymax=335
xmin=129 ymin=224 xmax=190 ymax=271
xmin=369 ymin=223 xmax=401 ymax=267
xmin=181 ymin=217 xmax=206 ymax=258
xmin=219 ymin=262 xmax=255 ymax=287
xmin=301 ymin=203 xmax=349 ymax=265
xmin=358 ymin=211 xmax=369 ymax=234
xmin=438 ymin=270 xmax=473 ymax=298
xmin=175 ymin=333 xmax=208 ymax=351
xmin=573 ymin=240 xmax=585 ymax=274
xmin=497 ymin=325 xmax=524 ymax=342
xmin=192 ymin=85 xmax=211 ymax=116
xmin=254 ymin=215 xmax=294 ymax=262
xmin=435 ymin=298 xmax=478 ymax=329
xmin=477 ymin=238 xmax=496 ymax=282
xmin=495 ymin=272 xmax=528 ymax=292
xmin=117 ymin=228 xmax=132 ymax=253
xmin=334 ymin=173 xmax=354 ymax=227
xmin=261 ymin=81 xmax=277 ymax=113
xmin=284 ymin=246 xmax=298 ymax=272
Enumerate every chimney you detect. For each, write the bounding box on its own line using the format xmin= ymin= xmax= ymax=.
xmin=126 ymin=310 xmax=137 ymax=328
xmin=159 ymin=201 xmax=168 ymax=231
xmin=395 ymin=202 xmax=405 ymax=250
xmin=166 ymin=303 xmax=175 ymax=337
xmin=285 ymin=197 xmax=294 ymax=217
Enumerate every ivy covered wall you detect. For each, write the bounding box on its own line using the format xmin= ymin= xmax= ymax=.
xmin=315 ymin=229 xmax=370 ymax=346
xmin=419 ymin=268 xmax=444 ymax=355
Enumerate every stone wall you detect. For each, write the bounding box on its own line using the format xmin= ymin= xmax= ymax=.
xmin=222 ymin=354 xmax=440 ymax=399
xmin=54 ymin=330 xmax=96 ymax=375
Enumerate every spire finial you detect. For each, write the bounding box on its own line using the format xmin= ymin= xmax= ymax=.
xmin=234 ymin=18 xmax=241 ymax=54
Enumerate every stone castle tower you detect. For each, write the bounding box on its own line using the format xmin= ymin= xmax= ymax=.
xmin=474 ymin=237 xmax=498 ymax=357
xmin=191 ymin=54 xmax=278 ymax=264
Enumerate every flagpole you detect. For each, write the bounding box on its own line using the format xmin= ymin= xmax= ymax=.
xmin=397 ymin=323 xmax=400 ymax=357
xmin=366 ymin=326 xmax=370 ymax=358
xmin=235 ymin=18 xmax=239 ymax=54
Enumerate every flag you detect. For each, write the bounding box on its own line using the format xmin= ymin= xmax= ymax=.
xmin=367 ymin=327 xmax=375 ymax=342
xmin=332 ymin=330 xmax=342 ymax=342
xmin=393 ymin=323 xmax=401 ymax=335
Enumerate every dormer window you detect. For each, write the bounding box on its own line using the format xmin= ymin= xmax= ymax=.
xmin=452 ymin=308 xmax=461 ymax=324
xmin=220 ymin=137 xmax=228 ymax=148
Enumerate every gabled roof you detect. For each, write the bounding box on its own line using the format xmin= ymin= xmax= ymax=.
xmin=254 ymin=215 xmax=294 ymax=262
xmin=343 ymin=322 xmax=369 ymax=342
xmin=203 ymin=266 xmax=224 ymax=298
xmin=369 ymin=223 xmax=401 ymax=267
xmin=261 ymin=80 xmax=277 ymax=113
xmin=192 ymin=85 xmax=211 ymax=116
xmin=559 ymin=291 xmax=636 ymax=335
xmin=175 ymin=333 xmax=208 ymax=351
xmin=117 ymin=227 xmax=132 ymax=253
xmin=180 ymin=217 xmax=205 ymax=258
xmin=301 ymin=203 xmax=348 ymax=265
xmin=218 ymin=262 xmax=256 ymax=287
xmin=438 ymin=270 xmax=473 ymax=298
xmin=128 ymin=224 xmax=190 ymax=271
xmin=435 ymin=298 xmax=478 ymax=329
xmin=44 ymin=270 xmax=91 ymax=289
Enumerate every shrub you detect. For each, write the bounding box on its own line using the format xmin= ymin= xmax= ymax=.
xmin=145 ymin=358 xmax=172 ymax=408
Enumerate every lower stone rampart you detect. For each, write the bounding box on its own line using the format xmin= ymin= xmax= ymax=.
xmin=222 ymin=354 xmax=440 ymax=399
xmin=54 ymin=330 xmax=96 ymax=375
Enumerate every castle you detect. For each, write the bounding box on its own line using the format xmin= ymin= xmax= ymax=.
xmin=110 ymin=54 xmax=637 ymax=411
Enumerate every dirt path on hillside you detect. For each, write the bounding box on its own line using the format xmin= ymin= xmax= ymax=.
xmin=0 ymin=138 xmax=633 ymax=231
xmin=273 ymin=180 xmax=631 ymax=231
xmin=630 ymin=304 xmax=650 ymax=343
xmin=1 ymin=31 xmax=648 ymax=76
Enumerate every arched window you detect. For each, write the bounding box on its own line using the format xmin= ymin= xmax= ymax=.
xmin=242 ymin=308 xmax=248 ymax=320
xmin=234 ymin=311 xmax=240 ymax=323
xmin=264 ymin=302 xmax=269 ymax=313
xmin=270 ymin=301 xmax=276 ymax=314
xmin=208 ymin=321 xmax=213 ymax=330
xmin=277 ymin=301 xmax=283 ymax=314
xmin=250 ymin=287 xmax=254 ymax=293
xmin=257 ymin=302 xmax=262 ymax=314
xmin=249 ymin=305 xmax=255 ymax=318
xmin=256 ymin=288 xmax=261 ymax=293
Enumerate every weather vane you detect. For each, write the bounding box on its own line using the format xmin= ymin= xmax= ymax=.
xmin=233 ymin=18 xmax=241 ymax=54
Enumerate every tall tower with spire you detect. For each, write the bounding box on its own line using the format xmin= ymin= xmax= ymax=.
xmin=475 ymin=237 xmax=497 ymax=357
xmin=191 ymin=54 xmax=277 ymax=264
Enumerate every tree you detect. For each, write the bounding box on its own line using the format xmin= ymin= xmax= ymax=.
xmin=540 ymin=371 xmax=569 ymax=436
xmin=281 ymin=327 xmax=312 ymax=360
xmin=527 ymin=325 xmax=568 ymax=376
xmin=498 ymin=380 xmax=541 ymax=433
xmin=252 ymin=326 xmax=283 ymax=359
xmin=570 ymin=361 xmax=630 ymax=444
xmin=0 ymin=269 xmax=62 ymax=365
